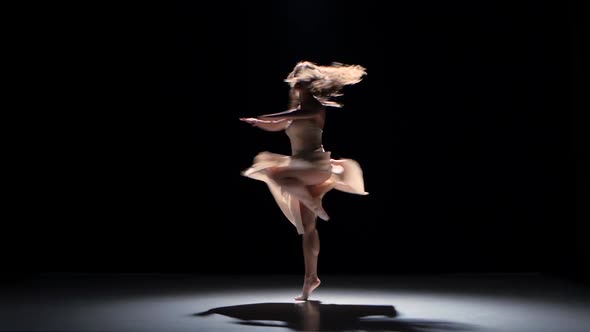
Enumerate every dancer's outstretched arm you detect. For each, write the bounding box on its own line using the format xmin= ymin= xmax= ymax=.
xmin=239 ymin=117 xmax=290 ymax=131
xmin=257 ymin=106 xmax=320 ymax=120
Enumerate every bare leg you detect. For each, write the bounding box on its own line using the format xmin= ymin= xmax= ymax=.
xmin=295 ymin=202 xmax=321 ymax=301
xmin=268 ymin=168 xmax=331 ymax=220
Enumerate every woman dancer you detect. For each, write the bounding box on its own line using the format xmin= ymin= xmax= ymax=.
xmin=240 ymin=61 xmax=368 ymax=300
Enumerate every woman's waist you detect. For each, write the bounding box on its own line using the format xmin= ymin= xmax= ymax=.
xmin=291 ymin=146 xmax=329 ymax=160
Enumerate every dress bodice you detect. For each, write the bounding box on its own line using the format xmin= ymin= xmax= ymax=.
xmin=285 ymin=119 xmax=323 ymax=156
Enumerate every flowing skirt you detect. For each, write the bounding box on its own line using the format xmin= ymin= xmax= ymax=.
xmin=242 ymin=150 xmax=368 ymax=234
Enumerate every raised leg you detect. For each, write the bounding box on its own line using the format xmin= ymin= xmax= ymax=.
xmin=268 ymin=167 xmax=331 ymax=220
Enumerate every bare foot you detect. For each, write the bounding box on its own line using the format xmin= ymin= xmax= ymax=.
xmin=295 ymin=276 xmax=321 ymax=301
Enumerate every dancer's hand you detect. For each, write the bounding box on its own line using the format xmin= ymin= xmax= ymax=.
xmin=239 ymin=118 xmax=258 ymax=126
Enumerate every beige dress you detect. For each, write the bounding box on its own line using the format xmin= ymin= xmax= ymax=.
xmin=242 ymin=119 xmax=368 ymax=234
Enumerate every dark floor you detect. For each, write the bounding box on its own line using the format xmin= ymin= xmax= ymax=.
xmin=1 ymin=273 xmax=589 ymax=332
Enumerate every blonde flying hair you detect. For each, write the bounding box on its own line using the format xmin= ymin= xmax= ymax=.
xmin=285 ymin=61 xmax=367 ymax=108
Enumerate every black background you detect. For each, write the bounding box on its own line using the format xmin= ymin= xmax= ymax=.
xmin=6 ymin=0 xmax=585 ymax=281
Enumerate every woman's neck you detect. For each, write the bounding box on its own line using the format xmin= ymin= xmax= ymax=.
xmin=297 ymin=88 xmax=322 ymax=109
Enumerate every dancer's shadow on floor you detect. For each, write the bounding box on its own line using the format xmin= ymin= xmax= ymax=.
xmin=195 ymin=301 xmax=477 ymax=331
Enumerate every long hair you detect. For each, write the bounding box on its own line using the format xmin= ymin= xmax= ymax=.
xmin=285 ymin=61 xmax=367 ymax=108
